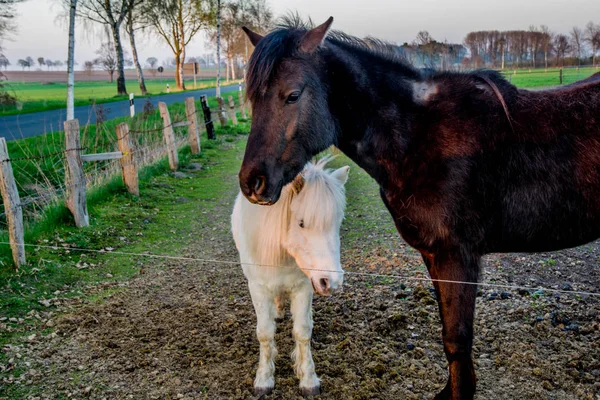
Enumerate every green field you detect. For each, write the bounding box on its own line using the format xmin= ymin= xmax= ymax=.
xmin=499 ymin=66 xmax=599 ymax=88
xmin=1 ymin=77 xmax=239 ymax=116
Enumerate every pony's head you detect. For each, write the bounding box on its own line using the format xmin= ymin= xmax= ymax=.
xmin=284 ymin=158 xmax=349 ymax=295
xmin=239 ymin=17 xmax=337 ymax=205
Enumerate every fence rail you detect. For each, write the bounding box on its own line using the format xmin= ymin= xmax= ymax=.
xmin=0 ymin=92 xmax=249 ymax=268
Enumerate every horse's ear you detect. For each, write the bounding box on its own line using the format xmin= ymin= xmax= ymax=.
xmin=331 ymin=166 xmax=350 ymax=184
xmin=292 ymin=174 xmax=305 ymax=194
xmin=242 ymin=26 xmax=264 ymax=47
xmin=299 ymin=16 xmax=334 ymax=54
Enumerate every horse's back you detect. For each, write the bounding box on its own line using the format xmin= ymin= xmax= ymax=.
xmin=483 ymin=83 xmax=600 ymax=252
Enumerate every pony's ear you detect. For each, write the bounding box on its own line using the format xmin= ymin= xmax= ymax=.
xmin=331 ymin=166 xmax=350 ymax=184
xmin=292 ymin=174 xmax=305 ymax=194
xmin=242 ymin=26 xmax=264 ymax=47
xmin=299 ymin=16 xmax=334 ymax=54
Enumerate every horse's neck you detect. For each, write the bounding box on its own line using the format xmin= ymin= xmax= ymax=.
xmin=325 ymin=44 xmax=420 ymax=188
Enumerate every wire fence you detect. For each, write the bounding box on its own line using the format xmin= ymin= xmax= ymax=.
xmin=3 ymin=93 xmax=247 ymax=206
xmin=1 ymin=240 xmax=599 ymax=299
xmin=0 ymin=92 xmax=250 ymax=268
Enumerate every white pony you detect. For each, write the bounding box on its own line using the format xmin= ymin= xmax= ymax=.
xmin=231 ymin=158 xmax=350 ymax=396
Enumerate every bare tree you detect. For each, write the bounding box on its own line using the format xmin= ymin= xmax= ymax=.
xmin=17 ymin=59 xmax=28 ymax=70
xmin=124 ymin=3 xmax=147 ymax=94
xmin=553 ymin=34 xmax=570 ymax=67
xmin=74 ymin=0 xmax=139 ymax=94
xmin=84 ymin=60 xmax=95 ymax=77
xmin=0 ymin=0 xmax=24 ymax=40
xmin=570 ymin=26 xmax=584 ymax=66
xmin=66 ymin=0 xmax=77 ymax=120
xmin=498 ymin=37 xmax=506 ymax=69
xmin=585 ymin=21 xmax=600 ymax=67
xmin=210 ymin=1 xmax=241 ymax=82
xmin=540 ymin=25 xmax=553 ymax=70
xmin=0 ymin=54 xmax=9 ymax=70
xmin=95 ymin=42 xmax=118 ymax=82
xmin=141 ymin=0 xmax=215 ymax=90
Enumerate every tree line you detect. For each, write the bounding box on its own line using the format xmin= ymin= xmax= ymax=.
xmin=461 ymin=22 xmax=600 ymax=69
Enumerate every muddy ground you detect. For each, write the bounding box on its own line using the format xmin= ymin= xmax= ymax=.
xmin=2 ymin=150 xmax=600 ymax=400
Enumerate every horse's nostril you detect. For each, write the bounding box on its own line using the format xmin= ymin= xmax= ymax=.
xmin=320 ymin=278 xmax=330 ymax=290
xmin=254 ymin=175 xmax=267 ymax=195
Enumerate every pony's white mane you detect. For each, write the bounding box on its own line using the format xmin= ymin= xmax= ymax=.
xmin=241 ymin=156 xmax=346 ymax=266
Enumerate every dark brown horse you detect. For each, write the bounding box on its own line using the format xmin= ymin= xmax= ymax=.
xmin=238 ymin=17 xmax=600 ymax=400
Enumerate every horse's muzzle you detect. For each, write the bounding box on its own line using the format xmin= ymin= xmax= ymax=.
xmin=239 ymin=169 xmax=282 ymax=205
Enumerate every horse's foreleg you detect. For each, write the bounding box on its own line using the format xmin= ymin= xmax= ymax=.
xmin=248 ymin=282 xmax=278 ymax=396
xmin=290 ymin=281 xmax=320 ymax=396
xmin=423 ymin=251 xmax=479 ymax=400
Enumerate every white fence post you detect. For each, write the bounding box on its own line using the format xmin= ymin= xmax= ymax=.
xmin=129 ymin=93 xmax=135 ymax=117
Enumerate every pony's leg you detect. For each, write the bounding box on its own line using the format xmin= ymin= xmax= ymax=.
xmin=248 ymin=282 xmax=278 ymax=396
xmin=289 ymin=282 xmax=320 ymax=396
xmin=422 ymin=250 xmax=479 ymax=400
xmin=274 ymin=294 xmax=285 ymax=321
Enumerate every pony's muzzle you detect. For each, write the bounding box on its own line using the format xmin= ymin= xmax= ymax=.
xmin=311 ymin=275 xmax=343 ymax=296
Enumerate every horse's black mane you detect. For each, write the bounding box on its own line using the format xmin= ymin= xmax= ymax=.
xmin=245 ymin=13 xmax=520 ymax=116
xmin=246 ymin=14 xmax=417 ymax=102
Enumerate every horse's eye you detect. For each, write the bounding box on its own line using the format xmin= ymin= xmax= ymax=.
xmin=299 ymin=219 xmax=304 ymax=228
xmin=286 ymin=91 xmax=301 ymax=104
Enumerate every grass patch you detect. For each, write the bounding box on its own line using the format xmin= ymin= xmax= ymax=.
xmin=499 ymin=66 xmax=599 ymax=88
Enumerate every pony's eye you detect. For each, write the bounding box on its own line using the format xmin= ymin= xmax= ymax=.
xmin=299 ymin=219 xmax=305 ymax=228
xmin=286 ymin=91 xmax=301 ymax=104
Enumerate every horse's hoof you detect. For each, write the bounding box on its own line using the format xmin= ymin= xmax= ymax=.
xmin=254 ymin=386 xmax=273 ymax=397
xmin=433 ymin=385 xmax=451 ymax=400
xmin=300 ymin=386 xmax=320 ymax=397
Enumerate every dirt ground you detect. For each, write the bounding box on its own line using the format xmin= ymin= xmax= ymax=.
xmin=2 ymin=151 xmax=600 ymax=400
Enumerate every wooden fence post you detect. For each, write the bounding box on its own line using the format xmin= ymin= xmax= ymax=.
xmin=0 ymin=138 xmax=25 ymax=268
xmin=64 ymin=119 xmax=89 ymax=227
xmin=559 ymin=68 xmax=563 ymax=85
xmin=185 ymin=97 xmax=201 ymax=154
xmin=227 ymin=95 xmax=238 ymax=126
xmin=217 ymin=97 xmax=228 ymax=127
xmin=116 ymin=122 xmax=139 ymax=196
xmin=238 ymin=86 xmax=247 ymax=119
xmin=201 ymin=95 xmax=215 ymax=140
xmin=158 ymin=102 xmax=179 ymax=171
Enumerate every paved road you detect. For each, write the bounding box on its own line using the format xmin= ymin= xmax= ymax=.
xmin=0 ymin=84 xmax=241 ymax=141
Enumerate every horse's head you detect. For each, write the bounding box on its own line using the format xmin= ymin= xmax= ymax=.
xmin=239 ymin=17 xmax=336 ymax=205
xmin=285 ymin=160 xmax=349 ymax=296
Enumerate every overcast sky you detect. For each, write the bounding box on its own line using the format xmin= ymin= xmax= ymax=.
xmin=5 ymin=0 xmax=600 ymax=70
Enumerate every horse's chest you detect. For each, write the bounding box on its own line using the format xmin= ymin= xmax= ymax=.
xmin=242 ymin=263 xmax=309 ymax=291
xmin=381 ymin=187 xmax=452 ymax=250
